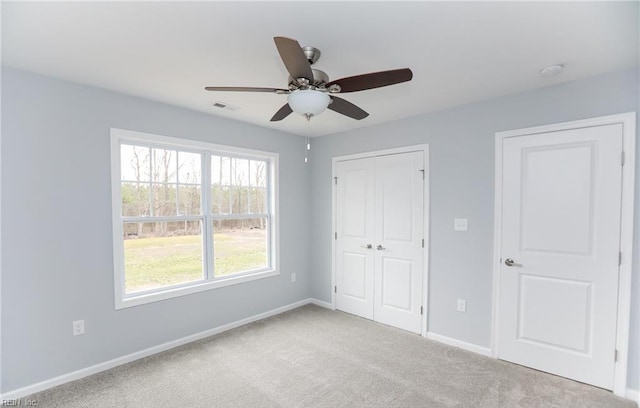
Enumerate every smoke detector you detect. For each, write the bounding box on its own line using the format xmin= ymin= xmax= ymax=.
xmin=539 ymin=64 xmax=564 ymax=78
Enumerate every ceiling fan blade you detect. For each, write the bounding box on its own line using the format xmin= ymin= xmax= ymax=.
xmin=205 ymin=86 xmax=289 ymax=93
xmin=273 ymin=36 xmax=314 ymax=81
xmin=326 ymin=68 xmax=413 ymax=93
xmin=270 ymin=103 xmax=293 ymax=122
xmin=328 ymin=96 xmax=369 ymax=120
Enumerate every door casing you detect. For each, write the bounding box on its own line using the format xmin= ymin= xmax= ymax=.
xmin=491 ymin=112 xmax=636 ymax=397
xmin=331 ymin=144 xmax=430 ymax=337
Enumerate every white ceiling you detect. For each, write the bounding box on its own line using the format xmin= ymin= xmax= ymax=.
xmin=2 ymin=1 xmax=638 ymax=137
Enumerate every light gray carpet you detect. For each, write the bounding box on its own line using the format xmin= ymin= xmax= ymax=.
xmin=25 ymin=305 xmax=635 ymax=407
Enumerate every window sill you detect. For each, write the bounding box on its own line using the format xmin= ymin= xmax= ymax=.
xmin=115 ymin=269 xmax=279 ymax=310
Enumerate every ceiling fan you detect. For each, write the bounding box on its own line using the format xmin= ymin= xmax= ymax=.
xmin=205 ymin=36 xmax=413 ymax=122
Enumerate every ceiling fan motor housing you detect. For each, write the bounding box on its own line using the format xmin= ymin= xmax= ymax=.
xmin=289 ymin=69 xmax=330 ymax=89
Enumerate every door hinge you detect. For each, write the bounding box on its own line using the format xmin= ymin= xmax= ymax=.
xmin=335 ymin=232 xmax=337 ymax=240
xmin=334 ymin=176 xmax=338 ymax=185
xmin=334 ymin=285 xmax=337 ymax=294
xmin=621 ymin=151 xmax=625 ymax=166
xmin=615 ymin=349 xmax=619 ymax=362
xmin=419 ymin=169 xmax=425 ymax=180
xmin=619 ymin=252 xmax=622 ymax=266
xmin=420 ymin=306 xmax=424 ymax=315
xmin=421 ymin=238 xmax=424 ymax=248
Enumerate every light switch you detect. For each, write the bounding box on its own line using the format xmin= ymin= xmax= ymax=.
xmin=454 ymin=218 xmax=468 ymax=231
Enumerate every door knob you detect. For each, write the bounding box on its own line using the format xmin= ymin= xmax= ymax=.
xmin=504 ymin=258 xmax=522 ymax=267
xmin=361 ymin=244 xmax=373 ymax=249
xmin=376 ymin=245 xmax=386 ymax=251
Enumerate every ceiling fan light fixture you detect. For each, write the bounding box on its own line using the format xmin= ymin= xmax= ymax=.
xmin=287 ymin=89 xmax=330 ymax=117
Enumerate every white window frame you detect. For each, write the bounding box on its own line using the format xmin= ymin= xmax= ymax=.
xmin=111 ymin=128 xmax=279 ymax=309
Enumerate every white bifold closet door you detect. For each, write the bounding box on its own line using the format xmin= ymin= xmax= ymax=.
xmin=336 ymin=151 xmax=424 ymax=334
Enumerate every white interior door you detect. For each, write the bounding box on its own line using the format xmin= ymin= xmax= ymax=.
xmin=374 ymin=152 xmax=424 ymax=333
xmin=335 ymin=157 xmax=375 ymax=319
xmin=336 ymin=151 xmax=424 ymax=334
xmin=498 ymin=124 xmax=623 ymax=389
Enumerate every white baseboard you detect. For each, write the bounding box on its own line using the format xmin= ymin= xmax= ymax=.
xmin=426 ymin=331 xmax=492 ymax=357
xmin=1 ymin=298 xmax=315 ymax=400
xmin=627 ymin=388 xmax=639 ymax=403
xmin=309 ymin=298 xmax=334 ymax=310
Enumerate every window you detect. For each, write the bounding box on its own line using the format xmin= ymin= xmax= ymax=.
xmin=111 ymin=129 xmax=278 ymax=308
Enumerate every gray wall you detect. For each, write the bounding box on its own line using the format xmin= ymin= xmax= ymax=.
xmin=1 ymin=67 xmax=310 ymax=392
xmin=309 ymin=67 xmax=640 ymax=389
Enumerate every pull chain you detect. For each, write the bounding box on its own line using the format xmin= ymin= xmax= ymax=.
xmin=304 ymin=114 xmax=311 ymax=163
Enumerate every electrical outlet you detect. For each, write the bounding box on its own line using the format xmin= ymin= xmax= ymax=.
xmin=454 ymin=218 xmax=468 ymax=231
xmin=291 ymin=273 xmax=297 ymax=282
xmin=457 ymin=299 xmax=467 ymax=313
xmin=72 ymin=320 xmax=85 ymax=336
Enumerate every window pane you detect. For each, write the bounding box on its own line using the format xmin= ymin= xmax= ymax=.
xmin=212 ymin=185 xmax=230 ymax=214
xmin=121 ymin=182 xmax=150 ymax=216
xmin=151 ymin=183 xmax=177 ymax=216
xmin=123 ymin=221 xmax=204 ymax=294
xmin=178 ymin=152 xmax=201 ymax=184
xmin=211 ymin=155 xmax=221 ymax=184
xmin=211 ymin=156 xmax=266 ymax=215
xmin=219 ymin=156 xmax=231 ymax=185
xmin=233 ymin=158 xmax=249 ymax=187
xmin=151 ymin=148 xmax=177 ymax=183
xmin=178 ymin=185 xmax=201 ymax=215
xmin=250 ymin=187 xmax=267 ymax=214
xmin=230 ymin=185 xmax=247 ymax=214
xmin=121 ymin=145 xmax=150 ymax=182
xmin=250 ymin=160 xmax=267 ymax=187
xmin=212 ymin=218 xmax=268 ymax=276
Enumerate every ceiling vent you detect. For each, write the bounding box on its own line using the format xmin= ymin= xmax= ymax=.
xmin=212 ymin=101 xmax=238 ymax=111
